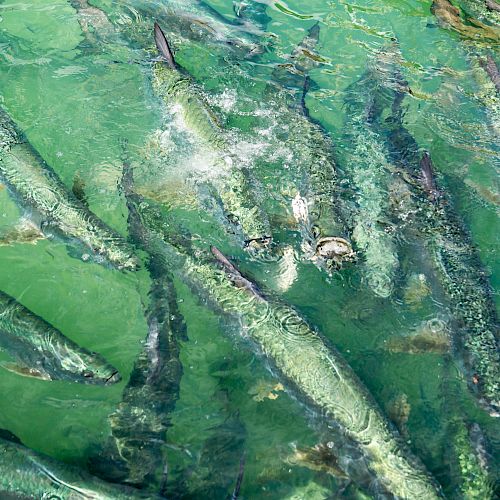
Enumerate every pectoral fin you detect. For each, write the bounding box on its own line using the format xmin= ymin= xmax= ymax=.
xmin=1 ymin=362 xmax=51 ymax=380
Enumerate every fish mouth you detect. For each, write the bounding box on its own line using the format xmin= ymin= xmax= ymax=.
xmin=104 ymin=370 xmax=121 ymax=385
xmin=244 ymin=236 xmax=272 ymax=251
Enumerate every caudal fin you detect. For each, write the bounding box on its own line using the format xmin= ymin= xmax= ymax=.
xmin=154 ymin=22 xmax=176 ymax=70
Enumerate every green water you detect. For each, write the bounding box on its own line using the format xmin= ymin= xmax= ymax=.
xmin=0 ymin=0 xmax=499 ymax=497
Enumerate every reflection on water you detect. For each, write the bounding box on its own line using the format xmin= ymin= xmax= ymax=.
xmin=0 ymin=0 xmax=498 ymax=497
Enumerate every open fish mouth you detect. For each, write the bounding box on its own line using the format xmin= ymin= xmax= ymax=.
xmin=244 ymin=236 xmax=272 ymax=251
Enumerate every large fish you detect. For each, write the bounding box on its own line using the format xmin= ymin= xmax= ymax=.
xmin=253 ymin=25 xmax=354 ymax=273
xmin=371 ymin=50 xmax=500 ymax=417
xmin=0 ymin=289 xmax=120 ymax=384
xmin=89 ymin=153 xmax=186 ymax=490
xmin=335 ymin=48 xmax=407 ymax=298
xmin=0 ymin=430 xmax=161 ymax=499
xmin=0 ymin=106 xmax=139 ymax=270
xmin=151 ymin=23 xmax=272 ymax=250
xmin=121 ymin=172 xmax=443 ymax=499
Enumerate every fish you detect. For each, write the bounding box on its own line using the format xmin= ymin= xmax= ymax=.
xmin=431 ymin=0 xmax=500 ymax=43
xmin=0 ymin=430 xmax=161 ymax=499
xmin=0 ymin=289 xmax=120 ymax=384
xmin=88 ymin=151 xmax=186 ymax=490
xmin=0 ymin=106 xmax=139 ymax=270
xmin=121 ymin=172 xmax=443 ymax=499
xmin=449 ymin=419 xmax=496 ymax=499
xmin=151 ymin=22 xmax=272 ymax=250
xmin=259 ymin=27 xmax=354 ymax=273
xmin=439 ymin=360 xmax=497 ymax=499
xmin=337 ymin=47 xmax=404 ymax=298
xmin=371 ymin=51 xmax=500 ymax=417
xmin=70 ymin=0 xmax=264 ymax=60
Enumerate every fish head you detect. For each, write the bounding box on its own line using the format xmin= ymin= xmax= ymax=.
xmin=245 ymin=236 xmax=272 ymax=253
xmin=45 ymin=344 xmax=121 ymax=385
xmin=314 ymin=236 xmax=356 ymax=269
xmin=74 ymin=350 xmax=121 ymax=385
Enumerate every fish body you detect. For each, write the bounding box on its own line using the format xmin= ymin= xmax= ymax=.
xmin=151 ymin=23 xmax=272 ymax=248
xmin=122 ymin=178 xmax=442 ymax=498
xmin=0 ymin=107 xmax=139 ymax=270
xmin=259 ymin=27 xmax=352 ymax=271
xmin=450 ymin=420 xmax=495 ymax=499
xmin=0 ymin=290 xmax=120 ymax=384
xmin=372 ymin=54 xmax=500 ymax=416
xmin=0 ymin=433 xmax=160 ymax=499
xmin=339 ymin=54 xmax=402 ymax=297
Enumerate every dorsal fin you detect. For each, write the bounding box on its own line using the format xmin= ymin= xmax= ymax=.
xmin=420 ymin=152 xmax=439 ymax=198
xmin=154 ymin=22 xmax=176 ymax=70
xmin=211 ymin=246 xmax=263 ymax=299
xmin=307 ymin=21 xmax=320 ymax=42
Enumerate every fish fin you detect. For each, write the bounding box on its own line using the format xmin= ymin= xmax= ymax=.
xmin=154 ymin=22 xmax=177 ymax=70
xmin=0 ymin=218 xmax=45 ymax=246
xmin=301 ymin=76 xmax=312 ymax=117
xmin=211 ymin=246 xmax=263 ymax=298
xmin=0 ymin=428 xmax=23 ymax=445
xmin=307 ymin=21 xmax=320 ymax=42
xmin=419 ymin=152 xmax=438 ymax=195
xmin=72 ymin=172 xmax=88 ymax=207
xmin=1 ymin=362 xmax=51 ymax=380
xmin=231 ymin=453 xmax=246 ymax=499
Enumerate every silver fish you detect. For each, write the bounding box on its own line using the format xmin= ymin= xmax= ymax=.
xmin=0 ymin=289 xmax=120 ymax=384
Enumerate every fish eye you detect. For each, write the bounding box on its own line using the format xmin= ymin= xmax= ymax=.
xmin=82 ymin=370 xmax=94 ymax=378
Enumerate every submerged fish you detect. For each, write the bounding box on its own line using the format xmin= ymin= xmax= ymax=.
xmin=0 ymin=290 xmax=120 ymax=384
xmin=71 ymin=0 xmax=264 ymax=60
xmin=373 ymin=55 xmax=500 ymax=416
xmin=431 ymin=0 xmax=500 ymax=42
xmin=89 ymin=152 xmax=186 ymax=490
xmin=449 ymin=419 xmax=496 ymax=499
xmin=0 ymin=107 xmax=139 ymax=270
xmin=338 ymin=47 xmax=404 ymax=298
xmin=151 ymin=23 xmax=272 ymax=250
xmin=0 ymin=430 xmax=160 ymax=499
xmin=121 ymin=172 xmax=443 ymax=498
xmin=257 ymin=26 xmax=354 ymax=273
